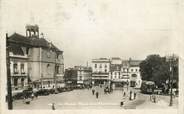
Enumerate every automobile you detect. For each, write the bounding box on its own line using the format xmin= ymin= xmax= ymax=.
xmin=13 ymin=92 xmax=25 ymax=100
xmin=76 ymin=85 xmax=84 ymax=89
xmin=140 ymin=81 xmax=155 ymax=94
xmin=22 ymin=89 xmax=33 ymax=98
xmin=36 ymin=89 xmax=50 ymax=96
xmin=48 ymin=89 xmax=55 ymax=94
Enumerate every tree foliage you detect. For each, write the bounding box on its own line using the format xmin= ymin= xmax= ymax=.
xmin=140 ymin=54 xmax=178 ymax=87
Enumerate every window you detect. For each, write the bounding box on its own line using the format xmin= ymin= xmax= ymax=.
xmin=47 ymin=64 xmax=50 ymax=68
xmin=99 ymin=64 xmax=102 ymax=68
xmin=21 ymin=63 xmax=25 ymax=74
xmin=14 ymin=78 xmax=18 ymax=86
xmin=56 ymin=65 xmax=59 ymax=74
xmin=95 ymin=64 xmax=97 ymax=68
xmin=21 ymin=78 xmax=24 ymax=87
xmin=48 ymin=81 xmax=51 ymax=87
xmin=105 ymin=64 xmax=107 ymax=68
xmin=79 ymin=76 xmax=82 ymax=80
xmin=56 ymin=54 xmax=59 ymax=59
xmin=13 ymin=63 xmax=18 ymax=74
xmin=105 ymin=69 xmax=107 ymax=73
xmin=26 ymin=48 xmax=29 ymax=55
xmin=47 ymin=52 xmax=51 ymax=58
xmin=116 ymin=66 xmax=119 ymax=70
xmin=132 ymin=74 xmax=137 ymax=78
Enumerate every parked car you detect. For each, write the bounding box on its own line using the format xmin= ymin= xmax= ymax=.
xmin=13 ymin=92 xmax=25 ymax=100
xmin=48 ymin=89 xmax=55 ymax=94
xmin=36 ymin=89 xmax=50 ymax=96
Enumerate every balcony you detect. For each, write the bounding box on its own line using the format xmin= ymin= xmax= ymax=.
xmin=12 ymin=72 xmax=27 ymax=77
xmin=92 ymin=72 xmax=109 ymax=75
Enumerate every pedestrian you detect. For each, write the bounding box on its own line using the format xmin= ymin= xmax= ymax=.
xmin=129 ymin=91 xmax=132 ymax=100
xmin=31 ymin=92 xmax=34 ymax=100
xmin=52 ymin=103 xmax=56 ymax=110
xmin=96 ymin=92 xmax=99 ymax=99
xmin=134 ymin=92 xmax=136 ymax=99
xmin=150 ymin=94 xmax=152 ymax=101
xmin=104 ymin=88 xmax=106 ymax=94
xmin=153 ymin=94 xmax=156 ymax=103
xmin=35 ymin=92 xmax=38 ymax=98
xmin=92 ymin=89 xmax=95 ymax=95
xmin=123 ymin=92 xmax=126 ymax=97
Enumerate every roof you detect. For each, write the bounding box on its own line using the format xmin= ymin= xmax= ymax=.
xmin=110 ymin=64 xmax=121 ymax=71
xmin=92 ymin=58 xmax=110 ymax=63
xmin=111 ymin=57 xmax=121 ymax=60
xmin=9 ymin=43 xmax=24 ymax=56
xmin=129 ymin=60 xmax=142 ymax=67
xmin=8 ymin=33 xmax=63 ymax=53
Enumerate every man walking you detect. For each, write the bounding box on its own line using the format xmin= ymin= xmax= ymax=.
xmin=96 ymin=92 xmax=99 ymax=99
xmin=92 ymin=89 xmax=95 ymax=95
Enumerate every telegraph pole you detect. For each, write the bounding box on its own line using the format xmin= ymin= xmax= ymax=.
xmin=166 ymin=54 xmax=175 ymax=106
xmin=6 ymin=33 xmax=13 ymax=109
xmin=169 ymin=54 xmax=174 ymax=106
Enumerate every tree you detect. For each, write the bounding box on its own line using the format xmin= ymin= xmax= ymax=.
xmin=140 ymin=54 xmax=178 ymax=87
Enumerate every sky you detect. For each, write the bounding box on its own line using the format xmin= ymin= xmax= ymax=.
xmin=1 ymin=0 xmax=183 ymax=68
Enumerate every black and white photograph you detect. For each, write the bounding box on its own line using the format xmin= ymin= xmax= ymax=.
xmin=0 ymin=0 xmax=184 ymax=114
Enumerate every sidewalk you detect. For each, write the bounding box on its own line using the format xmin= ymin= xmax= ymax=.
xmin=135 ymin=94 xmax=178 ymax=109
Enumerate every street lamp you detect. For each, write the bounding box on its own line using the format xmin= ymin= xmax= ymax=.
xmin=6 ymin=33 xmax=13 ymax=109
xmin=166 ymin=54 xmax=177 ymax=106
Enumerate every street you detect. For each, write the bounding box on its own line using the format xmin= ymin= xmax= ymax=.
xmin=13 ymin=87 xmax=178 ymax=110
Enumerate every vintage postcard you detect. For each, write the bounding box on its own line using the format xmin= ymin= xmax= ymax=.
xmin=0 ymin=0 xmax=184 ymax=114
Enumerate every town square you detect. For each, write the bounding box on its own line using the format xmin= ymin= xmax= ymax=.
xmin=1 ymin=0 xmax=182 ymax=112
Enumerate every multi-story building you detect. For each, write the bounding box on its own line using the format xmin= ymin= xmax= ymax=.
xmin=74 ymin=66 xmax=92 ymax=86
xmin=109 ymin=58 xmax=130 ymax=88
xmin=64 ymin=68 xmax=77 ymax=86
xmin=64 ymin=66 xmax=92 ymax=86
xmin=128 ymin=60 xmax=142 ymax=88
xmin=91 ymin=57 xmax=142 ymax=88
xmin=8 ymin=41 xmax=29 ymax=93
xmin=7 ymin=25 xmax=64 ymax=91
xmin=91 ymin=58 xmax=110 ymax=85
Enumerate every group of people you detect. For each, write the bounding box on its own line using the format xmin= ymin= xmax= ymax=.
xmin=23 ymin=92 xmax=38 ymax=104
xmin=92 ymin=89 xmax=99 ymax=98
xmin=122 ymin=88 xmax=137 ymax=101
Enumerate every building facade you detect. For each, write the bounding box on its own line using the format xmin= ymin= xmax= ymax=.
xmin=64 ymin=66 xmax=92 ymax=87
xmin=75 ymin=66 xmax=92 ymax=86
xmin=7 ymin=25 xmax=64 ymax=91
xmin=9 ymin=43 xmax=29 ymax=93
xmin=128 ymin=60 xmax=142 ymax=88
xmin=91 ymin=57 xmax=142 ymax=88
xmin=91 ymin=58 xmax=110 ymax=85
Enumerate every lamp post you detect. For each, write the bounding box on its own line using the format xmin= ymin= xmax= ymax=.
xmin=166 ymin=54 xmax=177 ymax=106
xmin=6 ymin=33 xmax=13 ymax=109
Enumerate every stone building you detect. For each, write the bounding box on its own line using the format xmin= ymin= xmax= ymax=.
xmin=128 ymin=60 xmax=142 ymax=88
xmin=91 ymin=57 xmax=142 ymax=88
xmin=91 ymin=58 xmax=110 ymax=85
xmin=8 ymin=40 xmax=29 ymax=94
xmin=64 ymin=66 xmax=92 ymax=87
xmin=75 ymin=66 xmax=92 ymax=86
xmin=7 ymin=25 xmax=64 ymax=91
